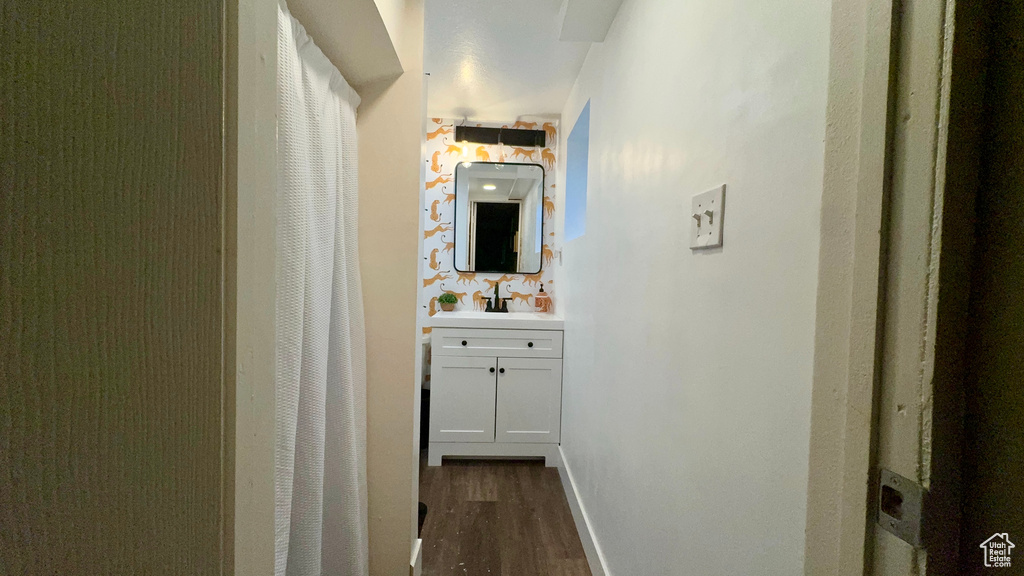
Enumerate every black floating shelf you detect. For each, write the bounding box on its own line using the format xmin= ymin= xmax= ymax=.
xmin=455 ymin=125 xmax=546 ymax=148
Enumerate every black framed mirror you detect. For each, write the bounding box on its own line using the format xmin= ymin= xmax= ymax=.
xmin=453 ymin=162 xmax=544 ymax=274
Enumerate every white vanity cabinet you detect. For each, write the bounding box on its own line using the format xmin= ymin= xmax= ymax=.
xmin=428 ymin=319 xmax=564 ymax=466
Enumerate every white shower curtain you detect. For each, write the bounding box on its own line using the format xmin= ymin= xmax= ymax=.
xmin=275 ymin=4 xmax=368 ymax=576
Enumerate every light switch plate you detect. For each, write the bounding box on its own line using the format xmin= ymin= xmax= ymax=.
xmin=690 ymin=184 xmax=725 ymax=249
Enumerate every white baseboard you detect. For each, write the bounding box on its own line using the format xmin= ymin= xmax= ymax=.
xmin=556 ymin=446 xmax=611 ymax=576
xmin=428 ymin=442 xmax=562 ymax=467
xmin=409 ymin=538 xmax=422 ymax=576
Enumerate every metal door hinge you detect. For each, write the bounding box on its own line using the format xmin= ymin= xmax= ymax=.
xmin=877 ymin=468 xmax=927 ymax=548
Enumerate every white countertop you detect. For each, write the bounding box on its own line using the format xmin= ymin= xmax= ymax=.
xmin=430 ymin=310 xmax=564 ymax=330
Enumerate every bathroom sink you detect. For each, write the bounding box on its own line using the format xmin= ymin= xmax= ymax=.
xmin=430 ymin=310 xmax=563 ymax=330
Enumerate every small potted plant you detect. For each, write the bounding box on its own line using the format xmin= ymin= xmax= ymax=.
xmin=438 ymin=292 xmax=457 ymax=312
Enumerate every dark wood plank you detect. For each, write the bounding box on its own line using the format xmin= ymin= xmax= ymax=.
xmin=420 ymin=455 xmax=591 ymax=576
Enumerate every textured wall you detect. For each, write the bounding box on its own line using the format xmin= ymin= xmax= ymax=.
xmin=356 ymin=0 xmax=424 ymax=573
xmin=1 ymin=0 xmax=225 ymax=573
xmin=555 ymin=0 xmax=829 ymax=573
xmin=419 ymin=119 xmax=559 ymax=329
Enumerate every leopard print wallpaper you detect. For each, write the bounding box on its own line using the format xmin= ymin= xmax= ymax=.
xmin=420 ymin=118 xmax=560 ymax=333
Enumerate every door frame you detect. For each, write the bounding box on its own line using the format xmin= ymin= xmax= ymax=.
xmin=468 ymin=199 xmax=524 ymax=272
xmin=803 ymin=0 xmax=897 ymax=571
xmin=805 ymin=0 xmax=980 ymax=573
xmin=227 ymin=0 xmax=279 ymax=573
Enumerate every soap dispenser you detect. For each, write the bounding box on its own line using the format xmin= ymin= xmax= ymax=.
xmin=534 ymin=283 xmax=552 ymax=313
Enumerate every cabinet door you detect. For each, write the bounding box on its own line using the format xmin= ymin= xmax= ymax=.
xmin=495 ymin=358 xmax=562 ymax=444
xmin=430 ymin=356 xmax=497 ymax=443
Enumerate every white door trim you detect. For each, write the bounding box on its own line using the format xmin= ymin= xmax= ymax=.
xmin=805 ymin=0 xmax=966 ymax=573
xmin=803 ymin=0 xmax=896 ymax=573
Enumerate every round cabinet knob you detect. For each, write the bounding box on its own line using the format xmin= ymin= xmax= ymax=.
xmin=499 ymin=368 xmax=505 ymax=374
xmin=461 ymin=340 xmax=467 ymax=346
xmin=528 ymin=342 xmax=534 ymax=348
xmin=489 ymin=367 xmax=495 ymax=373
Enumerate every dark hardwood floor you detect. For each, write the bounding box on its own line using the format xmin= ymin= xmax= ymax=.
xmin=419 ymin=455 xmax=592 ymax=576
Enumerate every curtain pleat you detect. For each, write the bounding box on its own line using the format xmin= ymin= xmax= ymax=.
xmin=275 ymin=4 xmax=368 ymax=575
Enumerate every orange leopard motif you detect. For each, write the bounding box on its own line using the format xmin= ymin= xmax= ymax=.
xmin=509 ymin=291 xmax=532 ymax=305
xmin=429 ymin=199 xmax=442 ymax=222
xmin=542 ymin=122 xmax=557 ymax=141
xmin=542 ymin=245 xmax=554 ymax=265
xmin=512 ymin=120 xmax=537 ymax=130
xmin=424 ymin=222 xmax=452 ymax=239
xmin=483 ymin=274 xmax=516 ymax=290
xmin=472 ymin=290 xmax=487 ymax=311
xmin=511 ymin=147 xmax=536 ymax=161
xmin=428 ymin=248 xmax=440 ymax=270
xmin=426 ymin=175 xmax=452 ymax=190
xmin=423 ymin=271 xmax=451 ymax=288
xmin=442 ymin=190 xmax=456 ymax=205
xmin=456 ymin=271 xmax=478 ymax=285
xmin=427 ymin=125 xmax=452 ymax=140
xmin=441 ymin=234 xmax=455 ymax=254
xmin=443 ymin=138 xmax=464 ymax=157
xmin=445 ymin=289 xmax=468 ymax=304
xmin=543 ymin=196 xmax=555 ymax=219
xmin=429 ymin=151 xmax=442 ymax=173
xmin=522 ymin=272 xmax=543 ymax=287
xmin=476 ymin=146 xmax=490 ymax=162
xmin=541 ymin=148 xmax=556 ymax=170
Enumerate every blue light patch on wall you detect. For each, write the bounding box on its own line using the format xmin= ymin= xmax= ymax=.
xmin=565 ymin=101 xmax=590 ymax=242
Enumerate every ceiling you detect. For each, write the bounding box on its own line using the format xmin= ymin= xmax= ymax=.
xmin=465 ymin=164 xmax=542 ymax=199
xmin=424 ymin=0 xmax=593 ymax=122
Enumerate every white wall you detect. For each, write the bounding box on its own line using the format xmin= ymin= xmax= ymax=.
xmin=555 ymin=0 xmax=830 ymax=573
xmin=356 ymin=0 xmax=424 ymax=573
xmin=373 ymin=0 xmax=405 ymax=52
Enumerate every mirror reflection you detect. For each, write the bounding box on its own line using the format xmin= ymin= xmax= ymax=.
xmin=454 ymin=162 xmax=544 ymax=274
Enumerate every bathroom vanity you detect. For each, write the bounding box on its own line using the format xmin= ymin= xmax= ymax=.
xmin=428 ymin=311 xmax=563 ymax=466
